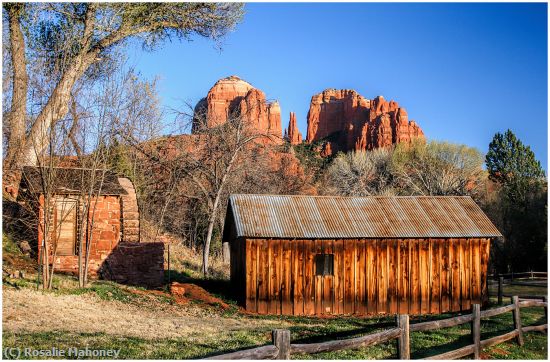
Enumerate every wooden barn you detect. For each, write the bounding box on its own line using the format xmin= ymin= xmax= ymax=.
xmin=224 ymin=194 xmax=502 ymax=316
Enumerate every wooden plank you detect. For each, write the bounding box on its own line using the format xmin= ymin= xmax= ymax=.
xmin=451 ymin=238 xmax=461 ymax=312
xmin=304 ymin=240 xmax=315 ymax=315
xmin=293 ymin=239 xmax=304 ymax=315
xmin=334 ymin=239 xmax=344 ymax=314
xmin=268 ymin=239 xmax=281 ymax=315
xmin=461 ymin=239 xmax=471 ymax=311
xmin=377 ymin=239 xmax=388 ymax=314
xmin=314 ymin=239 xmax=323 ymax=316
xmin=323 ymin=239 xmax=334 ymax=315
xmin=290 ymin=328 xmax=401 ymax=355
xmin=388 ymin=239 xmax=398 ymax=314
xmin=257 ymin=239 xmax=269 ymax=314
xmin=344 ymin=239 xmax=355 ymax=314
xmin=410 ymin=313 xmax=473 ymax=332
xmin=204 ymin=345 xmax=279 ymax=360
xmin=281 ymin=240 xmax=292 ymax=315
xmin=419 ymin=239 xmax=430 ymax=314
xmin=480 ymin=238 xmax=490 ymax=305
xmin=409 ymin=239 xmax=420 ymax=314
xmin=356 ymin=239 xmax=366 ymax=315
xmin=366 ymin=239 xmax=377 ymax=315
xmin=440 ymin=238 xmax=451 ymax=313
xmin=430 ymin=239 xmax=441 ymax=314
xmin=246 ymin=239 xmax=256 ymax=312
xmin=471 ymin=239 xmax=481 ymax=304
xmin=398 ymin=239 xmax=409 ymax=314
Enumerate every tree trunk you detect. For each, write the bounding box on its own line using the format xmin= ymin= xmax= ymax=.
xmin=3 ymin=4 xmax=29 ymax=196
xmin=19 ymin=48 xmax=98 ymax=165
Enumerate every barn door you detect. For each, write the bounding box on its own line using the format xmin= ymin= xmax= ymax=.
xmin=54 ymin=197 xmax=78 ymax=256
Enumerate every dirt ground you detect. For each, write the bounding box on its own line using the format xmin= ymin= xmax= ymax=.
xmin=2 ymin=287 xmax=288 ymax=341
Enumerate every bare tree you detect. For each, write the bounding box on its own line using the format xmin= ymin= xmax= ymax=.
xmin=391 ymin=140 xmax=485 ymax=196
xmin=322 ymin=148 xmax=396 ymax=196
xmin=2 ymin=2 xmax=244 ymax=180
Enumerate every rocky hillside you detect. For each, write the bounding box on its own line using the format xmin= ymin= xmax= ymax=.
xmin=305 ymin=89 xmax=424 ymax=156
xmin=193 ymin=75 xmax=282 ymax=144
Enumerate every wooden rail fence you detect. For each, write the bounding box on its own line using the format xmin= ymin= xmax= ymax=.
xmin=488 ymin=271 xmax=547 ymax=305
xmin=204 ymin=296 xmax=547 ymax=360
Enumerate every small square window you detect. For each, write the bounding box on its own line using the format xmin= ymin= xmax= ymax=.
xmin=315 ymin=254 xmax=334 ymax=276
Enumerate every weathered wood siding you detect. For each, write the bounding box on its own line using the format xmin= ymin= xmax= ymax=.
xmin=239 ymin=238 xmax=490 ymax=316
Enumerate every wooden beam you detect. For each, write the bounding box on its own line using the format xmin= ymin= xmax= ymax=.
xmin=480 ymin=330 xmax=519 ymax=349
xmin=272 ymin=329 xmax=290 ymax=360
xmin=511 ymin=296 xmax=524 ymax=346
xmin=479 ymin=304 xmax=515 ymax=318
xmin=290 ymin=328 xmax=401 ymax=355
xmin=204 ymin=345 xmax=279 ymax=360
xmin=471 ymin=304 xmax=481 ymax=359
xmin=424 ymin=344 xmax=475 ymax=360
xmin=397 ymin=314 xmax=410 ymax=360
xmin=409 ymin=314 xmax=473 ymax=332
xmin=522 ymin=324 xmax=548 ymax=333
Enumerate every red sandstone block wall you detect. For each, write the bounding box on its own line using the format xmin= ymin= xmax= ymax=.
xmin=38 ymin=195 xmax=122 ymax=276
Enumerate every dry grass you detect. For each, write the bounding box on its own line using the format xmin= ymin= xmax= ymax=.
xmin=2 ymin=287 xmax=288 ymax=342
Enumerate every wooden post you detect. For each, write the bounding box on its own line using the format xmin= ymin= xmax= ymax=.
xmin=530 ymin=270 xmax=534 ymax=280
xmin=167 ymin=243 xmax=171 ymax=285
xmin=498 ymin=277 xmax=503 ymax=305
xmin=471 ymin=304 xmax=481 ymax=359
xmin=272 ymin=329 xmax=291 ymax=359
xmin=397 ymin=314 xmax=410 ymax=359
xmin=511 ymin=296 xmax=524 ymax=346
xmin=543 ymin=296 xmax=547 ymax=320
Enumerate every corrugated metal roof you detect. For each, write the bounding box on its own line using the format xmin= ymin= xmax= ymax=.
xmin=227 ymin=194 xmax=502 ymax=239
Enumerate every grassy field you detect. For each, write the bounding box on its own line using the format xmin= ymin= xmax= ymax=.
xmin=3 ymin=276 xmax=547 ymax=360
xmin=2 ymin=236 xmax=547 ymax=360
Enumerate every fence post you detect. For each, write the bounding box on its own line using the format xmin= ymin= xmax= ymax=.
xmin=498 ymin=277 xmax=503 ymax=305
xmin=543 ymin=296 xmax=547 ymax=320
xmin=397 ymin=314 xmax=410 ymax=359
xmin=471 ymin=304 xmax=481 ymax=359
xmin=511 ymin=296 xmax=524 ymax=346
xmin=272 ymin=329 xmax=290 ymax=360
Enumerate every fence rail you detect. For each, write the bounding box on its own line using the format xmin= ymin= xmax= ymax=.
xmin=204 ymin=296 xmax=547 ymax=360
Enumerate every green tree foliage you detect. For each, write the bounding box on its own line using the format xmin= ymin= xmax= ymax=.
xmin=484 ymin=130 xmax=547 ymax=272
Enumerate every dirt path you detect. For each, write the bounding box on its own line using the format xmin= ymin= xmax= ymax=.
xmin=2 ymin=288 xmax=288 ymax=340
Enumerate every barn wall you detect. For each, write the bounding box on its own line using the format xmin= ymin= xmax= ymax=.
xmin=242 ymin=238 xmax=490 ymax=316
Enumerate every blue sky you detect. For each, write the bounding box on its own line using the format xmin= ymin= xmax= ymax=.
xmin=129 ymin=2 xmax=548 ymax=169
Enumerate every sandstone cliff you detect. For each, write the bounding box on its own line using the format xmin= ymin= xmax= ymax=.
xmin=306 ymin=89 xmax=424 ymax=155
xmin=193 ymin=75 xmax=282 ymax=144
xmin=284 ymin=112 xmax=303 ymax=145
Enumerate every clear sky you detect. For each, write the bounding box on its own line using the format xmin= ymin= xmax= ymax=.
xmin=129 ymin=2 xmax=548 ymax=170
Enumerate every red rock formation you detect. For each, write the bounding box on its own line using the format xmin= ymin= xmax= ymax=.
xmin=193 ymin=75 xmax=282 ymax=144
xmin=284 ymin=112 xmax=303 ymax=145
xmin=306 ymin=89 xmax=424 ymax=154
